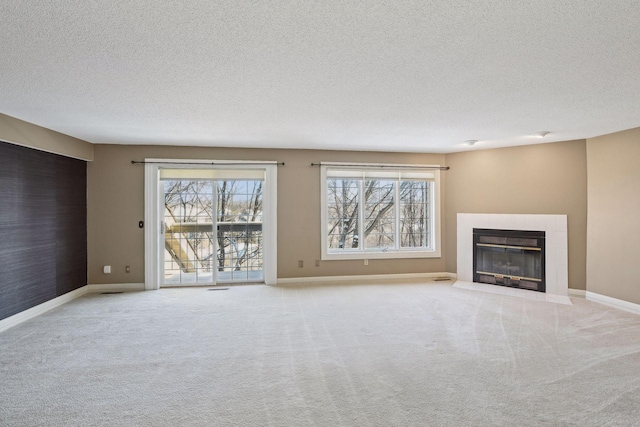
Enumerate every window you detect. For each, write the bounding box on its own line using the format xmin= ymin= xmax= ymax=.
xmin=321 ymin=164 xmax=441 ymax=260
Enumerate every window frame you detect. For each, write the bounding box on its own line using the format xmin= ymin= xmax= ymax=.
xmin=320 ymin=162 xmax=442 ymax=260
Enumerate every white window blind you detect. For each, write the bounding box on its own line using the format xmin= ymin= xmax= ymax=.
xmin=160 ymin=168 xmax=265 ymax=181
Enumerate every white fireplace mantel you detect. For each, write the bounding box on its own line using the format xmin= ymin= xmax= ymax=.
xmin=456 ymin=213 xmax=569 ymax=303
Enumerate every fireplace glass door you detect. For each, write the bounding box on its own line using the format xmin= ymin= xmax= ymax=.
xmin=473 ymin=229 xmax=545 ymax=292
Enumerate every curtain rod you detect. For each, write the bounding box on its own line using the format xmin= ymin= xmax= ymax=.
xmin=310 ymin=163 xmax=449 ymax=170
xmin=131 ymin=160 xmax=285 ymax=166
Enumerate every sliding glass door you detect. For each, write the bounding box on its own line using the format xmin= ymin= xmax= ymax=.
xmin=160 ymin=169 xmax=264 ymax=286
xmin=163 ymin=179 xmax=216 ymax=285
xmin=215 ymin=180 xmax=263 ymax=282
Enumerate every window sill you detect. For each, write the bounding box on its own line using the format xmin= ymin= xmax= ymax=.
xmin=321 ymin=249 xmax=441 ymax=261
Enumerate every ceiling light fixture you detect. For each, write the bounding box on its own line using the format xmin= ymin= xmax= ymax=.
xmin=464 ymin=140 xmax=478 ymax=146
xmin=533 ymin=131 xmax=550 ymax=138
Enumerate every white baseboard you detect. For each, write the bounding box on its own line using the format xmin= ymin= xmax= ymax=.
xmin=0 ymin=283 xmax=146 ymax=334
xmin=277 ymin=272 xmax=456 ymax=286
xmin=568 ymin=289 xmax=586 ymax=298
xmin=0 ymin=286 xmax=89 ymax=333
xmin=86 ymin=283 xmax=145 ymax=293
xmin=586 ymin=291 xmax=640 ymax=315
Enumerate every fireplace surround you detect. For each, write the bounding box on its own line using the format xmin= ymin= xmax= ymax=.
xmin=457 ymin=214 xmax=568 ymax=301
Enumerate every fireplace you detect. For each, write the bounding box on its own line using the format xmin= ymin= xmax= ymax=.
xmin=473 ymin=228 xmax=545 ymax=293
xmin=457 ymin=214 xmax=568 ymax=300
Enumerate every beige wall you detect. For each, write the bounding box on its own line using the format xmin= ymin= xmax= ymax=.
xmin=0 ymin=113 xmax=94 ymax=161
xmin=444 ymin=140 xmax=588 ymax=290
xmin=4 ymin=110 xmax=637 ymax=301
xmin=586 ymin=127 xmax=640 ymax=303
xmin=87 ymin=144 xmax=447 ymax=284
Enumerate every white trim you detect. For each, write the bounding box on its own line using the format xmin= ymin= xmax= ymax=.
xmin=432 ymin=173 xmax=442 ymax=257
xmin=262 ymin=164 xmax=278 ymax=285
xmin=586 ymin=291 xmax=640 ymax=315
xmin=320 ymin=166 xmax=329 ymax=258
xmin=144 ymin=163 xmax=161 ymax=290
xmin=0 ymin=287 xmax=88 ymax=333
xmin=0 ymin=283 xmax=148 ymax=334
xmin=568 ymin=289 xmax=586 ymax=298
xmin=322 ymin=250 xmax=443 ymax=261
xmin=276 ymin=272 xmax=456 ymax=286
xmin=86 ymin=283 xmax=145 ymax=292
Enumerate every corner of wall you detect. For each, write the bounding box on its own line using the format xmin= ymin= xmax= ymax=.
xmin=0 ymin=113 xmax=94 ymax=161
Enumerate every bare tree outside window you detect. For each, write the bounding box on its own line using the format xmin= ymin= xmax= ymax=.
xmin=163 ymin=179 xmax=263 ymax=283
xmin=326 ymin=176 xmax=432 ymax=253
xmin=164 ymin=180 xmax=215 ymax=280
xmin=327 ymin=179 xmax=359 ymax=249
xmin=364 ymin=179 xmax=395 ymax=249
xmin=399 ymin=181 xmax=428 ymax=247
xmin=216 ymin=180 xmax=263 ymax=277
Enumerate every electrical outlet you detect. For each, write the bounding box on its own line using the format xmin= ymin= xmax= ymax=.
xmin=125 ymin=265 xmax=131 ymax=273
xmin=298 ymin=260 xmax=304 ymax=268
xmin=364 ymin=259 xmax=369 ymax=266
xmin=315 ymin=260 xmax=320 ymax=267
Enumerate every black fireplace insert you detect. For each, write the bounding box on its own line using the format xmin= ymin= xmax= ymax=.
xmin=473 ymin=228 xmax=545 ymax=292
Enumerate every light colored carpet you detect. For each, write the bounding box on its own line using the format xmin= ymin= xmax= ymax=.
xmin=1 ymin=281 xmax=640 ymax=426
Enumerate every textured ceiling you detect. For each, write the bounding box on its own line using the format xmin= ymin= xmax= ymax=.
xmin=1 ymin=1 xmax=639 ymax=153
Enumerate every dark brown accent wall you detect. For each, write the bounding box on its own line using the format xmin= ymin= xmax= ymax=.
xmin=0 ymin=141 xmax=87 ymax=320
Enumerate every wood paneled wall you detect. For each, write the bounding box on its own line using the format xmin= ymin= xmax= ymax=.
xmin=0 ymin=141 xmax=87 ymax=320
